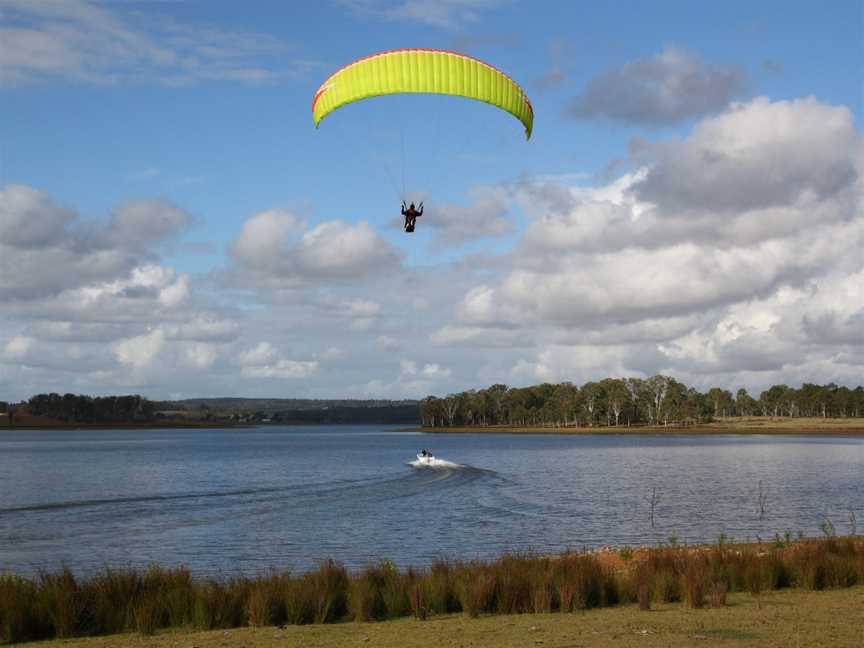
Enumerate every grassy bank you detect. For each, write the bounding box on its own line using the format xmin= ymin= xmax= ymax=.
xmin=2 ymin=537 xmax=862 ymax=644
xmin=21 ymin=585 xmax=864 ymax=648
xmin=415 ymin=416 xmax=864 ymax=435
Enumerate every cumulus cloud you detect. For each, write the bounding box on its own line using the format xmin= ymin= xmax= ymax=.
xmin=569 ymin=45 xmax=746 ymax=126
xmin=352 ymin=357 xmax=453 ymax=398
xmin=444 ymin=96 xmax=862 ymax=391
xmin=107 ymin=198 xmax=191 ymax=247
xmin=229 ymin=209 xmax=402 ymax=287
xmin=241 ymin=359 xmax=319 ymax=380
xmin=2 ymin=336 xmax=34 ymax=362
xmin=234 ymin=341 xmax=318 ymax=380
xmin=0 ymin=0 xmax=315 ymax=85
xmin=423 ymin=188 xmax=513 ymax=245
xmin=166 ymin=315 xmax=241 ymax=342
xmin=0 ymin=185 xmax=194 ymax=302
xmin=0 ymin=184 xmax=255 ymax=396
xmin=430 ymin=324 xmax=533 ymax=348
xmin=632 ymin=96 xmax=861 ymax=213
xmin=113 ymin=329 xmax=165 ymax=370
xmin=182 ymin=343 xmax=218 ymax=370
xmin=236 ymin=342 xmax=279 ymax=367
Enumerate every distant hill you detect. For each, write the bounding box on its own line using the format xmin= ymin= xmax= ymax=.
xmin=158 ymin=398 xmax=421 ymax=425
xmin=166 ymin=398 xmax=418 ymax=413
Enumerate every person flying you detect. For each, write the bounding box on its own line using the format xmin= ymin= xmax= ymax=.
xmin=401 ymin=201 xmax=423 ymax=232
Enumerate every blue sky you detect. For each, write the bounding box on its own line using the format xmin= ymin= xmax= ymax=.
xmin=1 ymin=0 xmax=862 ymax=400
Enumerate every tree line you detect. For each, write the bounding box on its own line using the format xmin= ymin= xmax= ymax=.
xmin=2 ymin=393 xmax=419 ymax=426
xmin=418 ymin=377 xmax=864 ymax=428
xmin=21 ymin=393 xmax=156 ymax=423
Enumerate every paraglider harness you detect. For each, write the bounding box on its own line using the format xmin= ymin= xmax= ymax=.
xmin=402 ymin=201 xmax=423 ymax=232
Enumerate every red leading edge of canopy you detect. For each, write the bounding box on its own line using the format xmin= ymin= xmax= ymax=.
xmin=310 ymin=48 xmax=534 ymax=118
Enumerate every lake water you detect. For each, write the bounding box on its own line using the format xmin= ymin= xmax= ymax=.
xmin=1 ymin=426 xmax=862 ymax=577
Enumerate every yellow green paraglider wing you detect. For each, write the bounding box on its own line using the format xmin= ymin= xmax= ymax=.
xmin=312 ymin=49 xmax=534 ymax=139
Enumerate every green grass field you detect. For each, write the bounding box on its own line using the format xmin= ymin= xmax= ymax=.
xmin=21 ymin=586 xmax=864 ymax=648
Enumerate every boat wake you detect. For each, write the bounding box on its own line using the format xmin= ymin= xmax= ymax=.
xmin=407 ymin=456 xmax=463 ymax=469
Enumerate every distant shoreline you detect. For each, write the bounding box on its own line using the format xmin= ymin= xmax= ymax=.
xmin=399 ymin=417 xmax=864 ymax=436
xmin=0 ymin=420 xmax=246 ymax=430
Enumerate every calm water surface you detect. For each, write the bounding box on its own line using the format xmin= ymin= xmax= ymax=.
xmin=1 ymin=426 xmax=861 ymax=576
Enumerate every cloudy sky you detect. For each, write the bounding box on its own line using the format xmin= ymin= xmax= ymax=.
xmin=1 ymin=0 xmax=861 ymax=401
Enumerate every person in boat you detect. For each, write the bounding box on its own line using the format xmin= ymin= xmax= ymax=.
xmin=419 ymin=449 xmax=431 ymax=458
xmin=401 ymin=201 xmax=423 ymax=232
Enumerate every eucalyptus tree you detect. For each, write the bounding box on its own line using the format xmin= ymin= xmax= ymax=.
xmin=707 ymin=387 xmax=735 ymax=418
xmin=645 ymin=375 xmax=672 ymax=424
xmin=736 ymin=388 xmax=758 ymax=416
xmin=601 ymin=378 xmax=630 ymax=426
xmin=580 ymin=381 xmax=605 ymax=426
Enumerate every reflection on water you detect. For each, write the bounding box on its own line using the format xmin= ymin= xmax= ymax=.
xmin=0 ymin=426 xmax=861 ymax=576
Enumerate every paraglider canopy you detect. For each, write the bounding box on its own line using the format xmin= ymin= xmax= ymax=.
xmin=311 ymin=48 xmax=533 ymax=139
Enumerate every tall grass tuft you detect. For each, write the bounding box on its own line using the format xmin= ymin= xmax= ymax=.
xmin=193 ymin=578 xmax=248 ymax=630
xmin=83 ymin=568 xmax=142 ymax=635
xmin=38 ymin=568 xmax=85 ymax=638
xmin=633 ymin=561 xmax=652 ymax=610
xmin=306 ymin=560 xmax=349 ymax=623
xmin=0 ymin=574 xmax=45 ymax=643
xmin=283 ymin=577 xmax=315 ymax=625
xmin=492 ymin=554 xmax=533 ymax=614
xmin=245 ymin=571 xmax=289 ymax=627
xmin=348 ymin=563 xmax=390 ymax=621
xmin=456 ymin=564 xmax=497 ymax=617
xmin=684 ymin=558 xmax=707 ymax=609
xmin=133 ymin=593 xmax=163 ymax=636
xmin=790 ymin=538 xmax=864 ymax=589
xmin=405 ymin=568 xmax=427 ymax=620
xmin=553 ymin=553 xmax=610 ymax=611
xmin=425 ymin=560 xmax=458 ymax=615
xmin=529 ymin=563 xmax=554 ymax=613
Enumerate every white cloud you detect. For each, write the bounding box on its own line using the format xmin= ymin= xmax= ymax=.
xmin=343 ymin=299 xmax=381 ymax=318
xmin=421 ymin=363 xmax=451 ymax=378
xmin=430 ymin=324 xmax=532 ymax=348
xmin=183 ymin=343 xmax=217 ymax=370
xmin=107 ymin=198 xmax=191 ymax=246
xmin=440 ymin=96 xmax=863 ymax=392
xmin=113 ymin=329 xmax=165 ymax=369
xmin=234 ymin=340 xmax=318 ymax=379
xmin=423 ymin=187 xmax=514 ymax=245
xmin=2 ymin=335 xmax=34 ymax=362
xmin=229 ymin=210 xmax=401 ymax=287
xmin=241 ymin=359 xmax=319 ymax=379
xmin=633 ymin=96 xmax=861 ymax=214
xmin=337 ymin=0 xmax=506 ymax=29
xmin=0 ymin=185 xmax=193 ymax=303
xmin=167 ymin=315 xmax=241 ymax=342
xmin=376 ymin=335 xmax=402 ymax=351
xmin=0 ymin=0 xmax=312 ymax=86
xmin=351 ymin=357 xmax=452 ymax=398
xmin=237 ymin=341 xmax=278 ymax=366
xmin=569 ymin=45 xmax=746 ymax=125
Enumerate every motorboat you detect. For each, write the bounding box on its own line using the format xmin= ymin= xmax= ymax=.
xmin=414 ymin=450 xmax=436 ymax=466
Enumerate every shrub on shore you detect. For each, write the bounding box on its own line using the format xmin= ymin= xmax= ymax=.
xmin=1 ymin=536 xmax=862 ymax=643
